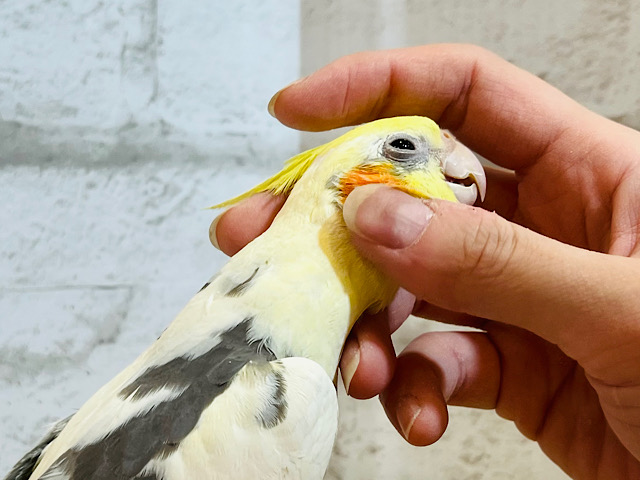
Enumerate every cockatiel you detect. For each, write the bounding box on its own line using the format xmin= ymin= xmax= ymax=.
xmin=4 ymin=116 xmax=486 ymax=480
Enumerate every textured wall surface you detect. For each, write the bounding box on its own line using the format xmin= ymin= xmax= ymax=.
xmin=2 ymin=0 xmax=639 ymax=478
xmin=0 ymin=0 xmax=300 ymax=473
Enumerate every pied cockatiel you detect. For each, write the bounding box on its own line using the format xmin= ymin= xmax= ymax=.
xmin=4 ymin=116 xmax=486 ymax=480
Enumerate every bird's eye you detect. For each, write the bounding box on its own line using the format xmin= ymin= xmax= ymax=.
xmin=383 ymin=135 xmax=421 ymax=162
xmin=389 ymin=138 xmax=416 ymax=150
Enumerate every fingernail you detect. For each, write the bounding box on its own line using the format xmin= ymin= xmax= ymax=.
xmin=267 ymin=91 xmax=281 ymax=118
xmin=340 ymin=340 xmax=360 ymax=395
xmin=397 ymin=395 xmax=422 ymax=441
xmin=343 ymin=185 xmax=434 ymax=249
xmin=267 ymin=76 xmax=307 ymax=118
xmin=209 ymin=213 xmax=223 ymax=250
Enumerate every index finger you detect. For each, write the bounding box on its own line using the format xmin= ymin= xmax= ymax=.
xmin=269 ymin=44 xmax=592 ymax=171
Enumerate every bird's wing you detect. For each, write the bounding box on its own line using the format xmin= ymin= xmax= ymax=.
xmin=23 ymin=351 xmax=337 ymax=480
xmin=24 ymin=316 xmax=272 ymax=480
xmin=142 ymin=356 xmax=338 ymax=480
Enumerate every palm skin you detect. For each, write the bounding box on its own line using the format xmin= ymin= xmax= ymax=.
xmin=213 ymin=45 xmax=640 ymax=479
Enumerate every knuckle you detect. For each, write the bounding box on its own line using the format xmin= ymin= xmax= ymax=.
xmin=460 ymin=211 xmax=520 ymax=282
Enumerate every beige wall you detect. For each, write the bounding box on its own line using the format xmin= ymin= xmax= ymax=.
xmin=302 ymin=1 xmax=640 ymax=478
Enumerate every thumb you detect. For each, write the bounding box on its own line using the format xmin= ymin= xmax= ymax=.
xmin=343 ymin=184 xmax=640 ymax=367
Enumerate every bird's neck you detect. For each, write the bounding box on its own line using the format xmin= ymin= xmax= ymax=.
xmin=244 ymin=179 xmax=397 ymax=376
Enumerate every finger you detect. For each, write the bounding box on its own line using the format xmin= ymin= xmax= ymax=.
xmin=340 ymin=309 xmax=396 ymax=399
xmin=210 ymin=193 xmax=286 ymax=256
xmin=269 ymin=44 xmax=591 ymax=171
xmin=480 ymin=166 xmax=518 ymax=221
xmin=399 ymin=331 xmax=501 ymax=409
xmin=340 ymin=289 xmax=414 ymax=398
xmin=411 ymin=301 xmax=490 ymax=331
xmin=382 ymin=326 xmax=615 ymax=477
xmin=380 ymin=331 xmax=500 ymax=446
xmin=342 ymin=185 xmax=640 ymax=375
xmin=379 ymin=350 xmax=449 ymax=447
xmin=380 ymin=327 xmax=579 ymax=447
xmin=386 ymin=287 xmax=416 ymax=334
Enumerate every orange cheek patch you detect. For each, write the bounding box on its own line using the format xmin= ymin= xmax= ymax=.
xmin=338 ymin=164 xmax=402 ymax=202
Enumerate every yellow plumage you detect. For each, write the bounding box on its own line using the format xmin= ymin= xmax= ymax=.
xmin=211 ymin=116 xmax=457 ymax=210
xmin=209 ymin=146 xmax=324 ymax=209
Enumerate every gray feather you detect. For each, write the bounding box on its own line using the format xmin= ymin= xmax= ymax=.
xmin=3 ymin=416 xmax=72 ymax=480
xmin=226 ymin=267 xmax=259 ymax=297
xmin=36 ymin=319 xmax=274 ymax=480
xmin=256 ymin=368 xmax=288 ymax=429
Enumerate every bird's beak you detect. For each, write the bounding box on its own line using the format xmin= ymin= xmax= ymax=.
xmin=442 ymin=133 xmax=487 ymax=205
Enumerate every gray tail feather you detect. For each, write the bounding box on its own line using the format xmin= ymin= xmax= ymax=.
xmin=3 ymin=416 xmax=72 ymax=480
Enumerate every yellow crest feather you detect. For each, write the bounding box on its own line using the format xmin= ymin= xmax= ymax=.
xmin=209 ymin=144 xmax=326 ymax=209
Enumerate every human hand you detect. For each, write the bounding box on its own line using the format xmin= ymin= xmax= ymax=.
xmin=211 ymin=44 xmax=640 ymax=479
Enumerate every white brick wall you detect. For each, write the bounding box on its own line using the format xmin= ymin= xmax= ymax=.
xmin=0 ymin=0 xmax=299 ymax=472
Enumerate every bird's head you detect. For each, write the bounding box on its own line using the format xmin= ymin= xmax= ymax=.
xmin=212 ymin=116 xmax=486 ymax=210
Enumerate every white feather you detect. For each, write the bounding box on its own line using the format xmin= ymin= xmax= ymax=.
xmin=153 ymin=357 xmax=338 ymax=480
